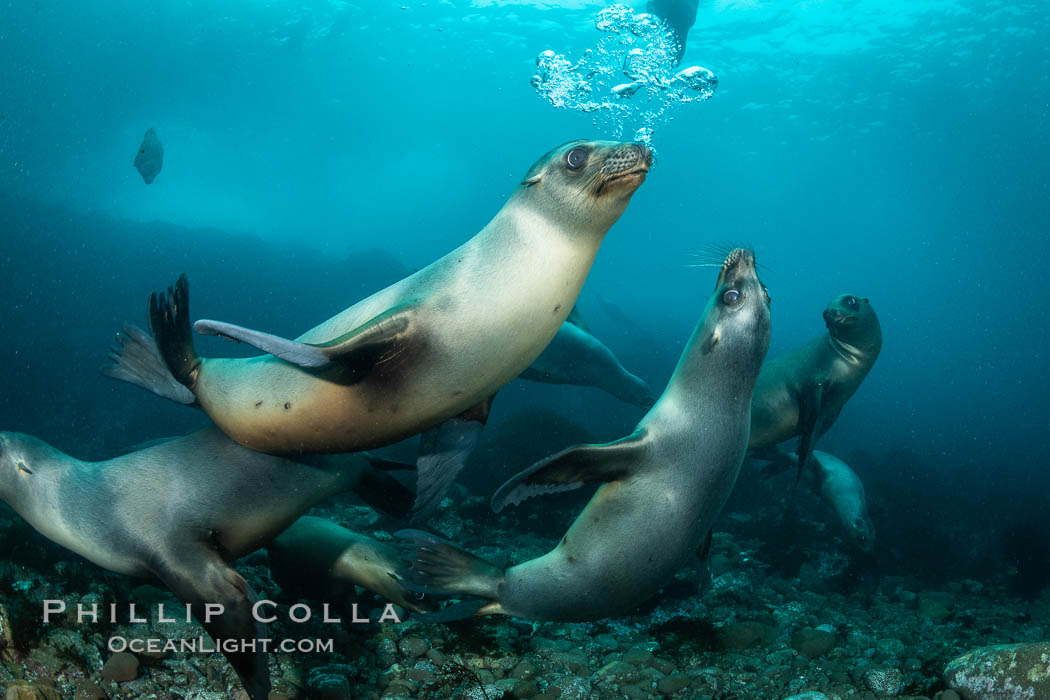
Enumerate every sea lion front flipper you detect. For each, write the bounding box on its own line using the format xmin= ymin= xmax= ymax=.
xmin=152 ymin=547 xmax=270 ymax=700
xmin=565 ymin=304 xmax=591 ymax=332
xmin=491 ymin=430 xmax=651 ymax=513
xmin=796 ymin=380 xmax=825 ymax=478
xmin=194 ymin=304 xmax=416 ymax=377
xmin=411 ymin=397 xmax=494 ymax=522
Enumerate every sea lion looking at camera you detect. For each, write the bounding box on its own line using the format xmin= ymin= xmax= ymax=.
xmin=397 ymin=248 xmax=770 ymax=622
xmin=749 ymin=294 xmax=882 ymax=474
xmin=0 ymin=427 xmax=417 ymax=700
xmin=104 ymin=139 xmax=651 ymax=517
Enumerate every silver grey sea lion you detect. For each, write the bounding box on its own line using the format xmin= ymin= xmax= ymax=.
xmin=133 ymin=127 xmax=163 ymax=184
xmin=103 ymin=139 xmax=651 ymax=516
xmin=645 ymin=0 xmax=700 ymax=63
xmin=759 ymin=448 xmax=875 ymax=551
xmin=520 ymin=308 xmax=655 ymax=408
xmin=269 ymin=516 xmax=427 ymax=614
xmin=396 ymin=248 xmax=771 ymax=622
xmin=749 ymin=294 xmax=882 ymax=475
xmin=0 ymin=427 xmax=416 ymax=700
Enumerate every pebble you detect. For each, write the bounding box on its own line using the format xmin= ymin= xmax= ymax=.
xmin=101 ymin=651 xmax=139 ymax=683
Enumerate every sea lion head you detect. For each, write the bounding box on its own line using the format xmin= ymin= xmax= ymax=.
xmin=847 ymin=514 xmax=877 ymax=552
xmin=515 ymin=139 xmax=652 ymax=236
xmin=823 ymin=294 xmax=882 ymax=353
xmin=0 ymin=432 xmax=57 ymax=505
xmin=695 ymin=248 xmax=772 ymax=383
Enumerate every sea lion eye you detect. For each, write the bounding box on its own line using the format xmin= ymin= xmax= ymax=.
xmin=843 ymin=296 xmax=858 ymax=308
xmin=565 ymin=148 xmax=588 ymax=170
xmin=413 ymin=592 xmax=426 ymax=600
xmin=16 ymin=462 xmax=33 ymax=475
xmin=722 ymin=289 xmax=741 ymax=305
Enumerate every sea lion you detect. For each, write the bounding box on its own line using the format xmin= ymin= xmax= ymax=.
xmin=133 ymin=127 xmax=163 ymax=184
xmin=396 ymin=248 xmax=771 ymax=622
xmin=749 ymin=294 xmax=882 ymax=474
xmin=104 ymin=139 xmax=651 ymax=513
xmin=758 ymin=448 xmax=875 ymax=551
xmin=269 ymin=516 xmax=427 ymax=614
xmin=520 ymin=308 xmax=655 ymax=408
xmin=0 ymin=427 xmax=416 ymax=700
xmin=646 ymin=0 xmax=700 ymax=63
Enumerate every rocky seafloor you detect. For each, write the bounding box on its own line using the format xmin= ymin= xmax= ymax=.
xmin=1 ymin=490 xmax=1047 ymax=700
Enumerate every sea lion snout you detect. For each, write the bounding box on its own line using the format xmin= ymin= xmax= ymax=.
xmin=600 ymin=142 xmax=652 ymax=178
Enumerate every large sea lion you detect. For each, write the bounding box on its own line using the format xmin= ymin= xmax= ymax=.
xmin=397 ymin=248 xmax=771 ymax=622
xmin=269 ymin=516 xmax=426 ymax=614
xmin=749 ymin=294 xmax=882 ymax=474
xmin=104 ymin=139 xmax=651 ymax=513
xmin=0 ymin=427 xmax=416 ymax=700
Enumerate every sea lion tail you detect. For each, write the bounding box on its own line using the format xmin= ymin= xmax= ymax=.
xmin=148 ymin=274 xmax=201 ymax=390
xmin=100 ymin=324 xmax=196 ymax=405
xmin=394 ymin=529 xmax=503 ymax=621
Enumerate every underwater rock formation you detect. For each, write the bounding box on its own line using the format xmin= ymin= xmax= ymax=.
xmin=945 ymin=642 xmax=1050 ymax=699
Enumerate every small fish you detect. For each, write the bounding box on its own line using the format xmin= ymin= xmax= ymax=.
xmin=134 ymin=127 xmax=163 ymax=184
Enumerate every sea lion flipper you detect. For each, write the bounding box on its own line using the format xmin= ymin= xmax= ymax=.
xmin=795 ymin=380 xmax=825 ymax=478
xmin=195 ymin=304 xmax=416 ymax=376
xmin=411 ymin=411 xmax=487 ymax=522
xmin=152 ymin=548 xmax=270 ymax=700
xmin=565 ymin=304 xmax=591 ymax=332
xmin=490 ymin=430 xmax=650 ymax=513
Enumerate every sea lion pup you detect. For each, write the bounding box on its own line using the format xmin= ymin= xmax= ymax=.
xmin=103 ymin=139 xmax=651 ymax=516
xmin=269 ymin=516 xmax=428 ymax=615
xmin=749 ymin=294 xmax=882 ymax=474
xmin=520 ymin=307 xmax=655 ymax=408
xmin=0 ymin=427 xmax=417 ymax=700
xmin=396 ymin=248 xmax=771 ymax=622
xmin=759 ymin=448 xmax=876 ymax=552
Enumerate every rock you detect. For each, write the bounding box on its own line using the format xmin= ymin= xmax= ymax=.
xmin=5 ymin=683 xmax=60 ymax=700
xmin=548 ymin=674 xmax=591 ymax=700
xmin=917 ymin=594 xmax=952 ymax=622
xmin=594 ymin=659 xmax=640 ymax=685
xmin=73 ymin=680 xmax=105 ymax=700
xmin=398 ymin=636 xmax=429 ymax=659
xmin=783 ymin=693 xmax=830 ymax=700
xmin=101 ymin=651 xmax=139 ymax=683
xmin=657 ymin=672 xmax=691 ymax=695
xmin=945 ymin=643 xmax=1050 ymax=700
xmin=512 ymin=660 xmax=539 ymax=680
xmin=933 ymin=691 xmax=962 ymax=700
xmin=719 ymin=621 xmax=771 ymax=650
xmin=864 ymin=666 xmax=903 ymax=696
xmin=792 ymin=627 xmax=836 ymax=659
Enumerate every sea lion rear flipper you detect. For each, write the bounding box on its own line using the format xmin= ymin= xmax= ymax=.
xmin=355 ymin=467 xmax=416 ymax=520
xmin=394 ymin=529 xmax=503 ymax=620
xmin=152 ymin=547 xmax=270 ymax=700
xmin=411 ymin=397 xmax=494 ymax=522
xmin=490 ymin=430 xmax=651 ymax=513
xmin=796 ymin=381 xmax=825 ymax=479
xmin=194 ymin=304 xmax=416 ymax=378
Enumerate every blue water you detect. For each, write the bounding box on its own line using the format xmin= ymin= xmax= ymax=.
xmin=1 ymin=0 xmax=1049 ymax=693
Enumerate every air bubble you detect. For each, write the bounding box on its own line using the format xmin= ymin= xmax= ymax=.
xmin=531 ymin=3 xmax=718 ymax=155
